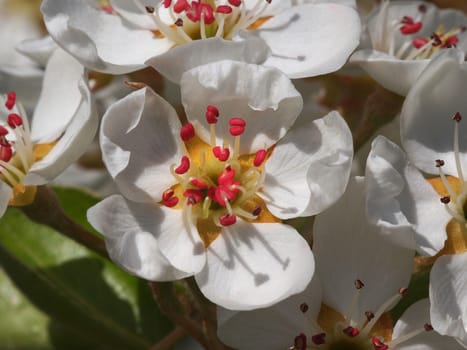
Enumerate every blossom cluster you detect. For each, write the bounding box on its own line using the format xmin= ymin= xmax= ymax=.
xmin=1 ymin=0 xmax=467 ymax=349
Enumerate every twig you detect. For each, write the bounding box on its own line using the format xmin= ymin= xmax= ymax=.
xmin=21 ymin=186 xmax=108 ymax=258
xmin=150 ymin=326 xmax=186 ymax=350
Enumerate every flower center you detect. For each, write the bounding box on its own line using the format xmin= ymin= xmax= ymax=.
xmin=0 ymin=91 xmax=52 ymax=206
xmin=161 ymin=105 xmax=275 ymax=246
xmin=374 ymin=1 xmax=465 ymax=60
xmin=290 ymin=280 xmax=432 ymax=350
xmin=109 ymin=0 xmax=272 ymax=44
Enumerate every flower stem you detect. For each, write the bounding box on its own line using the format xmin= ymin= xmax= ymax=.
xmin=21 ymin=185 xmax=108 ymax=259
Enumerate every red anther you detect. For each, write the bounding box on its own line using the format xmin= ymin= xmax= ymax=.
xmin=190 ymin=177 xmax=208 ymax=189
xmin=372 ymin=336 xmax=389 ymax=350
xmin=101 ymin=5 xmax=115 ymax=14
xmin=293 ymin=333 xmax=307 ymax=350
xmin=299 ymin=303 xmax=309 ymax=313
xmin=180 ymin=123 xmax=195 ymax=141
xmin=443 ymin=35 xmax=459 ymax=48
xmin=453 ymin=112 xmax=462 ymax=122
xmin=175 ymin=156 xmax=190 ymax=174
xmin=440 ymin=196 xmax=451 ymax=204
xmin=175 ymin=18 xmax=184 ymax=26
xmin=213 ymin=146 xmax=230 ymax=161
xmin=253 ymin=149 xmax=267 ymax=167
xmin=0 ymin=126 xmax=8 ymax=136
xmin=206 ymin=105 xmax=220 ymax=124
xmin=399 ymin=287 xmax=408 ymax=296
xmin=431 ymin=33 xmax=442 ymax=46
xmin=412 ymin=37 xmax=429 ymax=49
xmin=183 ymin=189 xmax=203 ymax=205
xmin=400 ymin=22 xmax=422 ymax=35
xmin=174 ymin=0 xmax=189 ymax=13
xmin=418 ymin=4 xmax=427 ymax=13
xmin=435 ymin=159 xmax=445 ymax=167
xmin=164 ymin=196 xmax=179 ymax=207
xmin=343 ymin=326 xmax=359 ymax=337
xmin=401 ymin=16 xmax=414 ymax=25
xmin=311 ymin=333 xmax=326 ymax=345
xmin=7 ymin=113 xmax=23 ymax=128
xmin=218 ymin=166 xmax=235 ymax=186
xmin=424 ymin=323 xmax=433 ymax=331
xmin=5 ymin=91 xmax=16 ymax=110
xmin=229 ymin=117 xmax=246 ymax=136
xmin=216 ymin=5 xmax=232 ymax=14
xmin=365 ymin=311 xmax=375 ymax=321
xmin=228 ymin=0 xmax=241 ymax=6
xmin=0 ymin=145 xmax=12 ymax=162
xmin=162 ymin=189 xmax=175 ymax=202
xmin=354 ymin=279 xmax=365 ymax=289
xmin=252 ymin=205 xmax=262 ymax=216
xmin=163 ymin=0 xmax=172 ymax=8
xmin=220 ymin=214 xmax=237 ymax=226
xmin=145 ymin=5 xmax=155 ymax=13
xmin=199 ymin=3 xmax=215 ymax=24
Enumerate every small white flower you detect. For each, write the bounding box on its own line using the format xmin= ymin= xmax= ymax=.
xmin=351 ymin=0 xmax=467 ymax=95
xmin=87 ymin=60 xmax=353 ymax=310
xmin=41 ymin=0 xmax=361 ymax=81
xmin=0 ymin=48 xmax=97 ymax=217
xmin=218 ymin=177 xmax=459 ymax=349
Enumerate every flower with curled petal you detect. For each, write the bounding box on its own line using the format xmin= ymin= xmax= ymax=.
xmin=0 ymin=48 xmax=97 ymax=217
xmin=41 ymin=0 xmax=361 ymax=81
xmin=351 ymin=0 xmax=467 ymax=95
xmin=87 ymin=60 xmax=353 ymax=310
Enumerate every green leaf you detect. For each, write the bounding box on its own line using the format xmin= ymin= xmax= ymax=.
xmin=0 ymin=267 xmax=53 ymax=350
xmin=0 ymin=187 xmax=172 ymax=349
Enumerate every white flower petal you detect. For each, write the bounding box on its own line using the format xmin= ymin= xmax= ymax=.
xmin=100 ymin=87 xmax=182 ymax=203
xmin=109 ymin=0 xmax=159 ymax=29
xmin=394 ymin=299 xmax=463 ymax=350
xmin=181 ymin=60 xmax=302 ymax=154
xmin=30 ymin=48 xmax=85 ymax=144
xmin=217 ymin=275 xmax=322 ymax=350
xmin=400 ymin=48 xmax=467 ymax=176
xmin=366 ymin=136 xmax=449 ymax=255
xmin=430 ymin=253 xmax=467 ymax=343
xmin=87 ymin=195 xmax=190 ymax=281
xmin=263 ymin=111 xmax=352 ymax=219
xmin=195 ymin=220 xmax=314 ymax=310
xmin=41 ymin=0 xmax=173 ymax=74
xmin=156 ymin=212 xmax=206 ymax=275
xmin=24 ymin=80 xmax=98 ymax=185
xmin=350 ymin=50 xmax=429 ymax=96
xmin=0 ymin=182 xmax=12 ymax=218
xmin=313 ymin=177 xmax=414 ymax=319
xmin=146 ymin=37 xmax=270 ymax=84
xmin=254 ymin=3 xmax=361 ymax=78
xmin=16 ymin=36 xmax=57 ymax=67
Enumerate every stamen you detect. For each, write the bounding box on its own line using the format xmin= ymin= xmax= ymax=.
xmin=300 ymin=303 xmax=309 ymax=313
xmin=0 ymin=145 xmax=12 ymax=162
xmin=5 ymin=92 xmax=16 ymax=110
xmin=345 ymin=279 xmax=364 ymax=324
xmin=293 ymin=333 xmax=307 ymax=350
xmin=180 ymin=123 xmax=195 ymax=141
xmin=452 ymin=112 xmax=465 ymax=183
xmin=372 ymin=336 xmax=389 ymax=350
xmin=220 ymin=213 xmax=237 ymax=226
xmin=183 ymin=189 xmax=203 ymax=205
xmin=253 ymin=149 xmax=267 ymax=167
xmin=212 ymin=146 xmax=230 ymax=161
xmin=311 ymin=333 xmax=326 ymax=345
xmin=175 ymin=156 xmax=190 ymax=174
xmin=362 ymin=288 xmax=407 ymax=336
xmin=343 ymin=326 xmax=360 ymax=337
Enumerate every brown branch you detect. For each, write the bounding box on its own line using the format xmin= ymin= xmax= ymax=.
xmin=21 ymin=185 xmax=108 ymax=258
xmin=150 ymin=326 xmax=186 ymax=350
xmin=149 ymin=281 xmax=209 ymax=349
